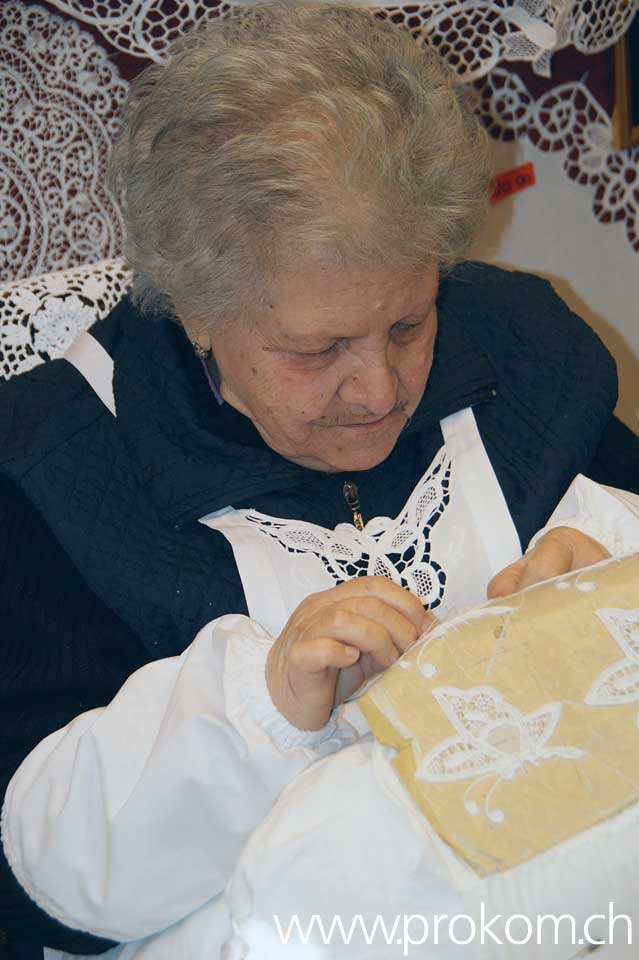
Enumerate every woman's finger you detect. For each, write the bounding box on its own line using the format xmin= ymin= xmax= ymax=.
xmin=516 ymin=538 xmax=572 ymax=589
xmin=488 ymin=546 xmax=571 ymax=599
xmin=489 ymin=526 xmax=611 ymax=599
xmin=302 ymin=607 xmax=400 ymax=668
xmin=335 ymin=596 xmax=420 ymax=653
xmin=289 ymin=634 xmax=361 ymax=674
xmin=487 ymin=558 xmax=526 ymax=599
xmin=330 ymin=575 xmax=434 ymax=633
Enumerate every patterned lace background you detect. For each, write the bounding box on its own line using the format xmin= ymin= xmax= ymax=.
xmin=2 ymin=0 xmax=637 ymax=283
xmin=1 ymin=1 xmax=638 ymax=424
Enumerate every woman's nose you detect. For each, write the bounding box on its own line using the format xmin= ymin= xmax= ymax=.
xmin=338 ymin=351 xmax=398 ymax=416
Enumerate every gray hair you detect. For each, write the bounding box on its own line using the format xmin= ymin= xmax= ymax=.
xmin=108 ymin=1 xmax=490 ymax=330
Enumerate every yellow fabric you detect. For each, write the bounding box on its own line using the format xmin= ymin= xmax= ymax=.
xmin=359 ymin=554 xmax=639 ymax=876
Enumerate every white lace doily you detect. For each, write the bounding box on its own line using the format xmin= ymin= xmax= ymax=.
xmin=0 ymin=3 xmax=126 ymax=284
xmin=44 ymin=0 xmax=638 ymax=81
xmin=475 ymin=66 xmax=639 ymax=253
xmin=0 ymin=2 xmax=637 ymax=299
xmin=0 ymin=258 xmax=131 ymax=381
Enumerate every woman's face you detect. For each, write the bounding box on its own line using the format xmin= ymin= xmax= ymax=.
xmin=207 ymin=263 xmax=439 ymax=473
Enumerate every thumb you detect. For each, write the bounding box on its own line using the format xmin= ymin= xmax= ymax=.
xmin=487 ymin=555 xmax=529 ymax=599
xmin=488 ymin=532 xmax=575 ymax=599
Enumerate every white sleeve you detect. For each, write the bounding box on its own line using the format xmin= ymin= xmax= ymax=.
xmin=1 ymin=614 xmax=353 ymax=944
xmin=527 ymin=475 xmax=639 ymax=558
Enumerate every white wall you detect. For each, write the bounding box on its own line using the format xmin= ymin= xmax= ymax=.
xmin=470 ymin=136 xmax=639 ymax=433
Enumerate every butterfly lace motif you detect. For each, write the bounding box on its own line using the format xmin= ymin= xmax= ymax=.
xmin=415 ymin=686 xmax=584 ymax=825
xmin=585 ymin=609 xmax=639 ymax=724
xmin=243 ymin=451 xmax=451 ymax=610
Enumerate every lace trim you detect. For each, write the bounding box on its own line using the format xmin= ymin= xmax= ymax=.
xmin=413 ymin=602 xmax=639 ymax=828
xmin=0 ymin=258 xmax=131 ymax=381
xmin=44 ymin=1 xmax=637 ymax=80
xmin=242 ymin=449 xmax=451 ymax=611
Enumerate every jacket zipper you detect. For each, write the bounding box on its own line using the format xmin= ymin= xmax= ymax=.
xmin=173 ymin=385 xmax=499 ymax=527
xmin=342 ymin=480 xmax=365 ymax=531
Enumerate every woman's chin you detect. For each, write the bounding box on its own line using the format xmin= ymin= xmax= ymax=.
xmin=271 ymin=413 xmax=406 ymax=472
xmin=317 ymin=420 xmax=402 ymax=473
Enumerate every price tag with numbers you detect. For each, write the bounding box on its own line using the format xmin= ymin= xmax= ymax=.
xmin=490 ymin=162 xmax=536 ymax=204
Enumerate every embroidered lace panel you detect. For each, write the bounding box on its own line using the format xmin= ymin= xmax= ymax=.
xmin=359 ymin=555 xmax=639 ymax=873
xmin=415 ymin=685 xmax=584 ymax=825
xmin=242 ymin=450 xmax=451 ymax=610
xmin=585 ymin=608 xmax=639 ymax=710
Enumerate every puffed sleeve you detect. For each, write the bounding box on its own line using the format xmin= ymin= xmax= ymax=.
xmin=1 ymin=614 xmax=352 ymax=945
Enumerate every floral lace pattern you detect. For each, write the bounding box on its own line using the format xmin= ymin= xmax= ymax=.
xmin=1 ymin=2 xmax=637 ymax=373
xmin=0 ymin=3 xmax=127 ymax=284
xmin=1 ymin=2 xmax=637 ymax=286
xmin=242 ymin=451 xmax=451 ymax=609
xmin=0 ymin=258 xmax=131 ymax=380
xmin=413 ymin=600 xmax=639 ymax=829
xmin=475 ymin=67 xmax=639 ymax=254
xmin=414 ymin=685 xmax=584 ymax=825
xmin=45 ymin=0 xmax=637 ymax=80
xmin=585 ymin=608 xmax=639 ymax=713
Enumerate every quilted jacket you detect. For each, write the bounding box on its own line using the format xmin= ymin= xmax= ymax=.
xmin=0 ymin=261 xmax=637 ymax=957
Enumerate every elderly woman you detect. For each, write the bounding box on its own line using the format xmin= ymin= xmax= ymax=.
xmin=1 ymin=3 xmax=638 ymax=957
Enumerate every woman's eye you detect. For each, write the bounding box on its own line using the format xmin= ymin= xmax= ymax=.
xmin=393 ymin=318 xmax=426 ymax=339
xmin=315 ymin=343 xmax=338 ymax=356
xmin=296 ymin=342 xmax=339 ymax=361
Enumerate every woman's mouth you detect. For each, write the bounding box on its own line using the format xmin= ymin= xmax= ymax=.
xmin=339 ymin=413 xmax=393 ymax=431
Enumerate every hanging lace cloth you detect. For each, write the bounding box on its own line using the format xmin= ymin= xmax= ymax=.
xmin=0 ymin=1 xmax=637 ymax=287
xmin=30 ymin=1 xmax=639 ymax=78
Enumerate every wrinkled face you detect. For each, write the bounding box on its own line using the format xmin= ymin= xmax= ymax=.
xmin=206 ymin=264 xmax=439 ymax=472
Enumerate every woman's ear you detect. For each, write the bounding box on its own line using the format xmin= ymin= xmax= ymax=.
xmin=176 ymin=306 xmax=213 ymax=355
xmin=190 ymin=333 xmax=213 ymax=356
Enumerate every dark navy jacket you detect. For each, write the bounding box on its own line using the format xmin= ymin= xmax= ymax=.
xmin=0 ymin=262 xmax=637 ymax=956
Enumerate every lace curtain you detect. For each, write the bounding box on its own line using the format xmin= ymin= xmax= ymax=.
xmin=1 ymin=0 xmax=637 ymax=285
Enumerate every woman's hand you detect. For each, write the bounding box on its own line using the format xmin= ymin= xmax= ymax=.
xmin=487 ymin=526 xmax=610 ymax=599
xmin=266 ymin=577 xmax=435 ymax=731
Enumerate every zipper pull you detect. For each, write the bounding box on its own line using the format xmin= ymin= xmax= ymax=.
xmin=342 ymin=480 xmax=365 ymax=531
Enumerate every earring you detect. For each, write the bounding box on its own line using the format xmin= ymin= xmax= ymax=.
xmin=191 ymin=340 xmax=210 ymax=359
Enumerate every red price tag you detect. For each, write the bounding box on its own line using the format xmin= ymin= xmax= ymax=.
xmin=489 ymin=162 xmax=536 ymax=204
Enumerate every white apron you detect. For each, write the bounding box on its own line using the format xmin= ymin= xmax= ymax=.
xmin=200 ymin=406 xmax=522 ymax=638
